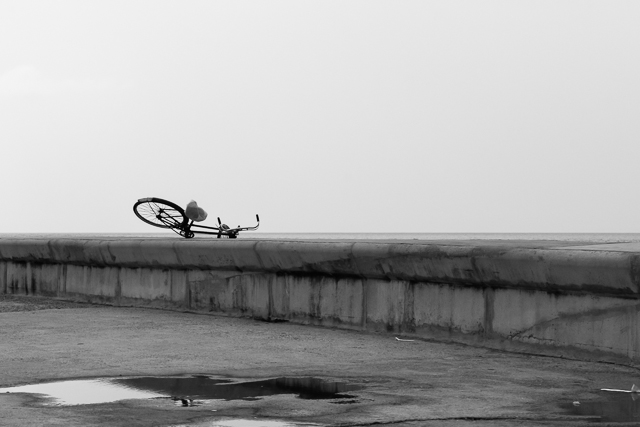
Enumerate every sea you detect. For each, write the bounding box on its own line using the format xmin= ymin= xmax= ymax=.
xmin=4 ymin=233 xmax=640 ymax=244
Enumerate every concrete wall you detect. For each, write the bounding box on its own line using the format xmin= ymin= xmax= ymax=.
xmin=2 ymin=236 xmax=640 ymax=364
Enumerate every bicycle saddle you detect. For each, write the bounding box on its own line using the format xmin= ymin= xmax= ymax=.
xmin=185 ymin=200 xmax=208 ymax=222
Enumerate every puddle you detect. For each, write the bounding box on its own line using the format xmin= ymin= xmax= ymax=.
xmin=0 ymin=379 xmax=164 ymax=405
xmin=561 ymin=392 xmax=640 ymax=422
xmin=0 ymin=376 xmax=362 ymax=406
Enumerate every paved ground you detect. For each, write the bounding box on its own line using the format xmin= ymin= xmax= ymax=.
xmin=0 ymin=295 xmax=638 ymax=427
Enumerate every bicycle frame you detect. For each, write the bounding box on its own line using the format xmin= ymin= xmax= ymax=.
xmin=134 ymin=197 xmax=259 ymax=239
xmin=183 ymin=215 xmax=260 ymax=239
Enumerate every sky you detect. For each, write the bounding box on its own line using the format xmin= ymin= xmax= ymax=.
xmin=1 ymin=1 xmax=640 ymax=234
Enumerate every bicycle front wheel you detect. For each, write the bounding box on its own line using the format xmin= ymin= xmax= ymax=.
xmin=133 ymin=198 xmax=187 ymax=229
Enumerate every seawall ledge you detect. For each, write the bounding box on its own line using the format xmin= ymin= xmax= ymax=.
xmin=1 ymin=235 xmax=639 ymax=294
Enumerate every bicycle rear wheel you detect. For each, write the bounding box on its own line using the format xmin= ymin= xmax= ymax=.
xmin=133 ymin=198 xmax=187 ymax=230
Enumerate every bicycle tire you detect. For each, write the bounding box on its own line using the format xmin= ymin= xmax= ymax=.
xmin=133 ymin=198 xmax=187 ymax=230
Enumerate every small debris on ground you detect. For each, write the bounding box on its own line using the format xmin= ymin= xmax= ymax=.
xmin=601 ymin=383 xmax=640 ymax=393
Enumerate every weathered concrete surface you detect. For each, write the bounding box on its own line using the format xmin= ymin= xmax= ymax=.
xmin=2 ymin=236 xmax=640 ymax=364
xmin=0 ymin=295 xmax=637 ymax=427
xmin=2 ymin=237 xmax=640 ymax=294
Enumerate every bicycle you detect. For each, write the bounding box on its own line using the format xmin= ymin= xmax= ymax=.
xmin=133 ymin=197 xmax=259 ymax=238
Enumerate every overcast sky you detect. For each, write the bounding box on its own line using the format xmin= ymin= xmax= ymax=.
xmin=1 ymin=1 xmax=639 ymax=234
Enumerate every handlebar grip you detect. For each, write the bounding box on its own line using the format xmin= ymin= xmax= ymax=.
xmin=256 ymin=214 xmax=260 ymax=222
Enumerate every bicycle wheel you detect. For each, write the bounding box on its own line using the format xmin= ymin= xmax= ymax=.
xmin=133 ymin=198 xmax=187 ymax=229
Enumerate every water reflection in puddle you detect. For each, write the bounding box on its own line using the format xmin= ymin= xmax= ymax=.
xmin=0 ymin=379 xmax=163 ymax=405
xmin=115 ymin=376 xmax=361 ymax=401
xmin=561 ymin=391 xmax=640 ymax=422
xmin=0 ymin=376 xmax=362 ymax=406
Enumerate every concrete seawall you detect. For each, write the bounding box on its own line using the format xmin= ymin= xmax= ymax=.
xmin=2 ymin=235 xmax=640 ymax=364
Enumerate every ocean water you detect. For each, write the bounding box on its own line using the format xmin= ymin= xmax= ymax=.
xmin=4 ymin=232 xmax=640 ymax=244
